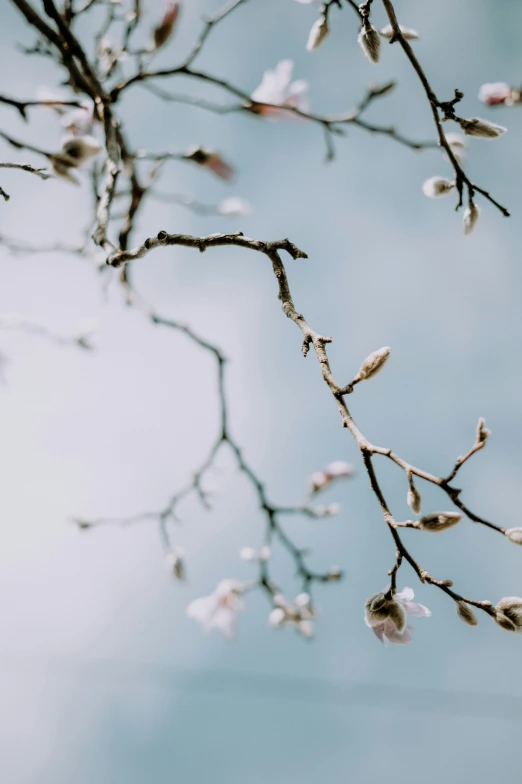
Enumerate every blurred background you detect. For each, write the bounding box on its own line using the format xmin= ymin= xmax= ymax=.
xmin=1 ymin=0 xmax=522 ymax=781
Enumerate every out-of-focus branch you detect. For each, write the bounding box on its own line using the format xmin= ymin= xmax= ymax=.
xmin=108 ymin=228 xmax=513 ymax=625
xmin=380 ymin=0 xmax=509 ymax=217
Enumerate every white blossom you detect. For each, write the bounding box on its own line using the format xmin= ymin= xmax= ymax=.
xmin=463 ymin=204 xmax=480 ymax=235
xmin=61 ymin=100 xmax=96 ymax=136
xmin=365 ymin=587 xmax=430 ymax=645
xmin=240 ymin=545 xmax=271 ymax=561
xmin=269 ymin=592 xmax=317 ymax=636
xmin=218 ymin=197 xmax=253 ymax=217
xmin=505 ymin=528 xmax=522 ymax=546
xmin=306 ymin=17 xmax=328 ymax=51
xmin=422 ymin=176 xmax=455 ymax=198
xmin=459 ymin=117 xmax=507 ymax=139
xmin=187 ymin=579 xmax=244 ymax=639
xmin=308 ymin=460 xmax=354 ymax=494
xmin=418 ymin=511 xmax=461 ymax=533
xmin=380 ymin=23 xmax=419 ymax=40
xmin=312 ymin=503 xmax=341 ymax=517
xmin=358 ymin=26 xmax=381 ymax=64
xmin=251 ymin=60 xmax=310 ymax=120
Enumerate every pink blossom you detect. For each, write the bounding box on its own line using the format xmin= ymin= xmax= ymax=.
xmin=308 ymin=460 xmax=355 ymax=493
xmin=153 ymin=2 xmax=180 ymax=49
xmin=251 ymin=60 xmax=310 ymax=120
xmin=478 ymin=82 xmax=513 ymax=106
xmin=365 ymin=587 xmax=431 ymax=646
xmin=185 ymin=147 xmax=234 ymax=181
xmin=187 ymin=579 xmax=244 ymax=639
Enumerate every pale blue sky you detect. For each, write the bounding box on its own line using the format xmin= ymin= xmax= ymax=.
xmin=1 ymin=1 xmax=522 ymax=782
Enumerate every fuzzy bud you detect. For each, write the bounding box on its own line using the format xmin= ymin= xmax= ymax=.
xmin=418 ymin=512 xmax=461 ymax=533
xmin=505 ymin=528 xmax=522 ymax=546
xmin=365 ymin=592 xmax=406 ymax=632
xmin=306 ymin=16 xmax=328 ymax=51
xmin=240 ymin=546 xmax=257 ymax=562
xmin=463 ymin=204 xmax=480 ymax=236
xmin=459 ymin=117 xmax=507 ymax=139
xmin=354 ymin=346 xmax=390 ymax=382
xmin=495 ymin=597 xmax=522 ymax=633
xmin=313 ymin=503 xmax=341 ymax=518
xmin=407 ymin=486 xmax=422 ymax=515
xmin=297 ymin=620 xmax=314 ymax=638
xmin=476 ymin=417 xmax=491 ymax=444
xmin=422 ymin=176 xmax=455 ymax=198
xmin=456 ymin=601 xmax=478 ymax=627
xmin=327 ymin=566 xmax=343 ymax=581
xmin=358 ymin=26 xmax=381 ymax=64
xmin=379 ymin=23 xmax=419 ymax=40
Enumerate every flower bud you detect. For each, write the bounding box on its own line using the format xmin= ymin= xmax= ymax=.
xmin=476 ymin=417 xmax=490 ymax=444
xmin=324 ymin=461 xmax=355 ymax=480
xmin=407 ymin=486 xmax=422 ymax=515
xmin=456 ymin=601 xmax=478 ymax=627
xmin=364 ymin=592 xmax=406 ymax=632
xmin=495 ymin=612 xmax=517 ymax=632
xmin=418 ymin=512 xmax=461 ymax=533
xmin=463 ymin=204 xmax=480 ymax=235
xmin=269 ymin=607 xmax=286 ymax=627
xmin=306 ymin=16 xmax=328 ymax=51
xmin=309 ymin=470 xmax=329 ymax=494
xmin=313 ymin=503 xmax=341 ymax=517
xmin=240 ymin=546 xmax=257 ymax=562
xmin=153 ymin=1 xmax=180 ymax=49
xmin=358 ymin=26 xmax=381 ymax=64
xmin=459 ymin=117 xmax=507 ymax=139
xmin=354 ymin=346 xmax=390 ymax=382
xmin=422 ymin=176 xmax=455 ymax=198
xmin=505 ymin=528 xmax=522 ymax=546
xmin=327 ymin=566 xmax=342 ymax=581
xmin=297 ymin=620 xmax=314 ymax=638
xmin=259 ymin=545 xmax=271 ymax=561
xmin=478 ymin=82 xmax=513 ymax=106
xmin=380 ymin=23 xmax=419 ymax=40
xmin=165 ymin=546 xmax=186 ymax=580
xmin=495 ymin=597 xmax=522 ymax=632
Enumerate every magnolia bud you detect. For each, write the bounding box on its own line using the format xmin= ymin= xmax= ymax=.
xmin=459 ymin=117 xmax=507 ymax=139
xmin=364 ymin=592 xmax=406 ymax=632
xmin=358 ymin=26 xmax=381 ymax=64
xmin=153 ymin=1 xmax=180 ymax=49
xmin=422 ymin=176 xmax=455 ymax=198
xmin=456 ymin=601 xmax=478 ymax=627
xmin=495 ymin=597 xmax=522 ymax=632
xmin=327 ymin=566 xmax=343 ymax=581
xmin=269 ymin=607 xmax=286 ymax=627
xmin=476 ymin=417 xmax=491 ymax=444
xmin=380 ymin=23 xmax=419 ymax=40
xmin=505 ymin=528 xmax=522 ymax=546
xmin=478 ymin=82 xmax=513 ymax=106
xmin=407 ymin=486 xmax=422 ymax=515
xmin=240 ymin=546 xmax=257 ymax=562
xmin=355 ymin=346 xmax=390 ymax=382
xmin=463 ymin=204 xmax=480 ymax=235
xmin=259 ymin=545 xmax=271 ymax=561
xmin=309 ymin=470 xmax=329 ymax=494
xmin=306 ymin=16 xmax=328 ymax=51
xmin=324 ymin=461 xmax=355 ymax=480
xmin=418 ymin=512 xmax=461 ymax=533
xmin=495 ymin=612 xmax=517 ymax=632
xmin=313 ymin=503 xmax=341 ymax=517
xmin=297 ymin=620 xmax=314 ymax=638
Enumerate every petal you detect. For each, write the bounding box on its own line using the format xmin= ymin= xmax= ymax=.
xmin=395 ymin=587 xmax=414 ymax=603
xmin=384 ymin=623 xmax=413 ymax=645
